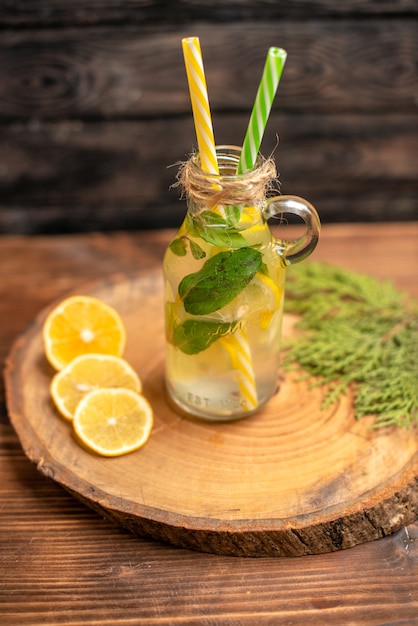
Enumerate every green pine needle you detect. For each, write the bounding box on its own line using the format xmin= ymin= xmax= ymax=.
xmin=282 ymin=262 xmax=418 ymax=429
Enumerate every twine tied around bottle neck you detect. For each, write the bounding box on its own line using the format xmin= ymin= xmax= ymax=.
xmin=173 ymin=153 xmax=278 ymax=210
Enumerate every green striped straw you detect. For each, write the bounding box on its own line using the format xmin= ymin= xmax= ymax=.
xmin=237 ymin=47 xmax=287 ymax=174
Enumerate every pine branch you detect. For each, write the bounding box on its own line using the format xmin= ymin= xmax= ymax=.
xmin=282 ymin=262 xmax=418 ymax=428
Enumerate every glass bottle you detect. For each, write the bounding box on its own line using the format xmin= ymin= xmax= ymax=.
xmin=163 ymin=146 xmax=320 ymax=421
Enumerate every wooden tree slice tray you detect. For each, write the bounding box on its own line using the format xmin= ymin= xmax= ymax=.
xmin=5 ymin=271 xmax=418 ymax=557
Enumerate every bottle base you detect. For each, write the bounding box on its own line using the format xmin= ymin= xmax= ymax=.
xmin=164 ymin=381 xmax=270 ymax=423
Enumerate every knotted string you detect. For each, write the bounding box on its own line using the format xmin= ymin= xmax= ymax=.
xmin=173 ymin=153 xmax=278 ymax=210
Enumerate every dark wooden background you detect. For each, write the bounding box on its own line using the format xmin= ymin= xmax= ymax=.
xmin=0 ymin=1 xmax=417 ymax=234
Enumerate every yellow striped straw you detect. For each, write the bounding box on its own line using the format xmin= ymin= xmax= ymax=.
xmin=220 ymin=330 xmax=258 ymax=412
xmin=182 ymin=37 xmax=219 ymax=175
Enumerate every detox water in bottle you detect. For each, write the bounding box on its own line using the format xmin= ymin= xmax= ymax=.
xmin=164 ymin=146 xmax=320 ymax=421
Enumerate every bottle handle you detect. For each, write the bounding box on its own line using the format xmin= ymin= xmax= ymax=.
xmin=263 ymin=195 xmax=321 ymax=265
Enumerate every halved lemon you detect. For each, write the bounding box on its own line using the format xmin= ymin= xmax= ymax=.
xmin=73 ymin=388 xmax=153 ymax=457
xmin=51 ymin=354 xmax=141 ymax=421
xmin=43 ymin=295 xmax=126 ymax=370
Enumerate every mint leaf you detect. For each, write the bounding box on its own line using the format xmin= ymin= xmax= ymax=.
xmin=192 ymin=210 xmax=247 ymax=248
xmin=169 ymin=236 xmax=206 ymax=259
xmin=178 ymin=247 xmax=263 ymax=315
xmin=189 ymin=239 xmax=206 ymax=259
xmin=172 ymin=319 xmax=234 ymax=354
xmin=169 ymin=237 xmax=187 ymax=256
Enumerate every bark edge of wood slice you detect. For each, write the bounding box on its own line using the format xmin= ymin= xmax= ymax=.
xmin=4 ymin=271 xmax=418 ymax=557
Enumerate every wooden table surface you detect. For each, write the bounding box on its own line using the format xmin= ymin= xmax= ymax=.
xmin=1 ymin=223 xmax=418 ymax=625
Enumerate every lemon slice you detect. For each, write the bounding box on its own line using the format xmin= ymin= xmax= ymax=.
xmin=51 ymin=354 xmax=141 ymax=421
xmin=43 ymin=295 xmax=126 ymax=370
xmin=73 ymin=388 xmax=153 ymax=457
xmin=254 ymin=271 xmax=282 ymax=309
